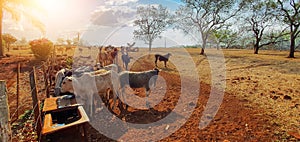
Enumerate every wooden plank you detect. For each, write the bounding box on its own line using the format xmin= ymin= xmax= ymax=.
xmin=0 ymin=80 xmax=11 ymax=142
xmin=43 ymin=97 xmax=80 ymax=113
xmin=43 ymin=97 xmax=58 ymax=112
xmin=29 ymin=67 xmax=42 ymax=140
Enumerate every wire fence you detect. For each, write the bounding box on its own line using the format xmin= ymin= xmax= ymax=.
xmin=1 ymin=53 xmax=68 ymax=142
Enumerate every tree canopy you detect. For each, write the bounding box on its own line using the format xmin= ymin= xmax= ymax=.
xmin=2 ymin=33 xmax=17 ymax=52
xmin=175 ymin=0 xmax=246 ymax=55
xmin=242 ymin=0 xmax=287 ymax=54
xmin=133 ymin=4 xmax=173 ymax=51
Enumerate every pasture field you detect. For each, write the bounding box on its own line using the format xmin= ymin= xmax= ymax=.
xmin=121 ymin=48 xmax=300 ymax=141
xmin=1 ymin=48 xmax=299 ymax=141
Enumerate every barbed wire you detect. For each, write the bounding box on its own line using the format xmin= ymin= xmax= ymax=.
xmin=9 ymin=97 xmax=33 ymax=121
xmin=7 ymin=59 xmax=56 ymax=141
xmin=6 ymin=55 xmax=66 ymax=141
xmin=34 ymin=111 xmax=42 ymax=139
xmin=18 ymin=102 xmax=38 ymax=139
xmin=7 ymin=80 xmax=36 ymax=121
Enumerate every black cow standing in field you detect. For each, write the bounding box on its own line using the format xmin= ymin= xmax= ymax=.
xmin=154 ymin=53 xmax=171 ymax=67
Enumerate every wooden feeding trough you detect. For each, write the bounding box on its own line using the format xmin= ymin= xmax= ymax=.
xmin=41 ymin=96 xmax=89 ymax=141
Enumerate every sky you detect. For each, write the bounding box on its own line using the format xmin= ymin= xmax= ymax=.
xmin=3 ymin=0 xmax=198 ymax=47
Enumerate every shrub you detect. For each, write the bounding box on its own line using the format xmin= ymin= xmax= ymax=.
xmin=65 ymin=57 xmax=73 ymax=68
xmin=29 ymin=38 xmax=53 ymax=60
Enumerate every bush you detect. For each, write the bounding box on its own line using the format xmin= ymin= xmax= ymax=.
xmin=29 ymin=38 xmax=53 ymax=60
xmin=65 ymin=57 xmax=73 ymax=68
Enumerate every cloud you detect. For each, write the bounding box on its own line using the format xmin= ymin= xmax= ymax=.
xmin=104 ymin=0 xmax=139 ymax=6
xmin=90 ymin=0 xmax=138 ymax=27
xmin=137 ymin=4 xmax=160 ymax=8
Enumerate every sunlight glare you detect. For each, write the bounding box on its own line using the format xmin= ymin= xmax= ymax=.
xmin=38 ymin=0 xmax=66 ymax=14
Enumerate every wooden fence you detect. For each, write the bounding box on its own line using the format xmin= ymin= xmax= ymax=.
xmin=0 ymin=54 xmax=62 ymax=141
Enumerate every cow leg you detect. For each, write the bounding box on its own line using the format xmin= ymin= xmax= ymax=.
xmin=145 ymin=88 xmax=150 ymax=108
xmin=111 ymin=88 xmax=120 ymax=111
xmin=90 ymin=95 xmax=94 ymax=118
xmin=85 ymin=98 xmax=92 ymax=118
xmin=112 ymin=91 xmax=117 ymax=111
xmin=105 ymin=89 xmax=110 ymax=107
xmin=155 ymin=57 xmax=158 ymax=66
xmin=120 ymin=87 xmax=128 ymax=111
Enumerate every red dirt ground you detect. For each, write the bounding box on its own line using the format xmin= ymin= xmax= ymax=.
xmin=0 ymin=53 xmax=290 ymax=141
xmin=40 ymin=56 xmax=278 ymax=142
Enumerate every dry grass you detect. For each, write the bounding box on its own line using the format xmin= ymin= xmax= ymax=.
xmin=190 ymin=48 xmax=300 ymax=139
xmin=7 ymin=49 xmax=33 ymax=56
xmin=218 ymin=49 xmax=300 ymax=139
xmin=128 ymin=48 xmax=300 ymax=140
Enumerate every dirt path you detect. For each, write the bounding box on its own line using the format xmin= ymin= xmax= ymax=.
xmin=44 ymin=54 xmax=278 ymax=141
xmin=45 ymin=71 xmax=276 ymax=141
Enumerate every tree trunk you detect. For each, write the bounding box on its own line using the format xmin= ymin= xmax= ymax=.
xmin=226 ymin=42 xmax=230 ymax=49
xmin=200 ymin=48 xmax=205 ymax=55
xmin=7 ymin=43 xmax=9 ymax=52
xmin=149 ymin=41 xmax=152 ymax=52
xmin=254 ymin=43 xmax=259 ymax=54
xmin=254 ymin=46 xmax=259 ymax=54
xmin=200 ymin=40 xmax=206 ymax=55
xmin=288 ymin=34 xmax=295 ymax=58
xmin=0 ymin=7 xmax=3 ymax=57
xmin=254 ymin=38 xmax=260 ymax=54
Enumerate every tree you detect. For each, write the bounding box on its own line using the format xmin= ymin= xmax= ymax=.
xmin=133 ymin=5 xmax=173 ymax=51
xmin=212 ymin=28 xmax=238 ymax=49
xmin=15 ymin=37 xmax=28 ymax=49
xmin=2 ymin=33 xmax=17 ymax=52
xmin=244 ymin=0 xmax=285 ymax=54
xmin=0 ymin=0 xmax=45 ymax=57
xmin=19 ymin=37 xmax=27 ymax=45
xmin=56 ymin=38 xmax=65 ymax=45
xmin=244 ymin=0 xmax=287 ymax=54
xmin=175 ymin=0 xmax=246 ymax=55
xmin=277 ymin=0 xmax=300 ymax=58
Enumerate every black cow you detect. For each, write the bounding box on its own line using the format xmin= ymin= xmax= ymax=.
xmin=154 ymin=53 xmax=171 ymax=67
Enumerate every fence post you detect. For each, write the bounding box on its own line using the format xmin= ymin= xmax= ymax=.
xmin=29 ymin=67 xmax=42 ymax=140
xmin=0 ymin=80 xmax=11 ymax=142
xmin=42 ymin=64 xmax=50 ymax=98
xmin=16 ymin=63 xmax=20 ymax=119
